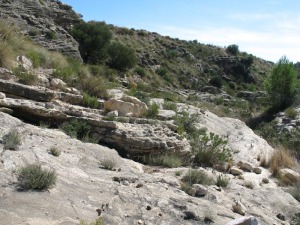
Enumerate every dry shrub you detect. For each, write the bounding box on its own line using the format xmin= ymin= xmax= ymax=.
xmin=270 ymin=147 xmax=295 ymax=176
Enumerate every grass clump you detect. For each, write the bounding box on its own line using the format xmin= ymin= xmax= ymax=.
xmin=82 ymin=92 xmax=99 ymax=109
xmin=244 ymin=181 xmax=254 ymax=189
xmin=79 ymin=218 xmax=105 ymax=225
xmin=17 ymin=164 xmax=57 ymax=191
xmin=216 ymin=174 xmax=230 ymax=187
xmin=143 ymin=154 xmax=183 ymax=168
xmin=289 ymin=182 xmax=300 ymax=202
xmin=145 ymin=103 xmax=159 ymax=119
xmin=270 ymin=147 xmax=295 ymax=177
xmin=192 ymin=132 xmax=232 ymax=167
xmin=14 ymin=67 xmax=38 ymax=85
xmin=101 ymin=159 xmax=116 ymax=170
xmin=285 ymin=107 xmax=298 ymax=119
xmin=181 ymin=169 xmax=214 ymax=192
xmin=49 ymin=146 xmax=61 ymax=157
xmin=2 ymin=129 xmax=21 ymax=150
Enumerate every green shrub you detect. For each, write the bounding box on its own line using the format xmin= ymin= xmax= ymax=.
xmin=49 ymin=146 xmax=61 ymax=157
xmin=265 ymin=56 xmax=298 ymax=110
xmin=71 ymin=21 xmax=112 ymax=64
xmin=192 ymin=133 xmax=232 ymax=167
xmin=143 ymin=154 xmax=183 ymax=168
xmin=78 ymin=76 xmax=109 ymax=99
xmin=163 ymin=101 xmax=177 ymax=111
xmin=60 ymin=119 xmax=93 ymax=141
xmin=26 ymin=50 xmax=42 ymax=68
xmin=244 ymin=181 xmax=254 ymax=189
xmin=216 ymin=174 xmax=229 ymax=187
xmin=209 ymin=76 xmax=223 ymax=88
xmin=14 ymin=68 xmax=38 ymax=85
xmin=17 ymin=164 xmax=57 ymax=190
xmin=174 ymin=112 xmax=200 ymax=136
xmin=285 ymin=107 xmax=298 ymax=119
xmin=226 ymin=44 xmax=239 ymax=55
xmin=106 ymin=42 xmax=136 ymax=71
xmin=45 ymin=31 xmax=56 ymax=40
xmin=134 ymin=67 xmax=147 ymax=77
xmin=2 ymin=129 xmax=21 ymax=150
xmin=82 ymin=92 xmax=99 ymax=109
xmin=289 ymin=182 xmax=300 ymax=202
xmin=145 ymin=103 xmax=159 ymax=119
xmin=181 ymin=169 xmax=214 ymax=191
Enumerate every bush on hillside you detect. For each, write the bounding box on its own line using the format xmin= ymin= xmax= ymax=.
xmin=71 ymin=21 xmax=112 ymax=64
xmin=209 ymin=76 xmax=223 ymax=88
xmin=106 ymin=42 xmax=136 ymax=71
xmin=265 ymin=56 xmax=298 ymax=110
xmin=17 ymin=164 xmax=57 ymax=191
xmin=226 ymin=44 xmax=239 ymax=55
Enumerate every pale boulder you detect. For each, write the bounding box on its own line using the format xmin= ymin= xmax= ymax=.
xmin=237 ymin=161 xmax=254 ymax=172
xmin=104 ymin=95 xmax=148 ymax=117
xmin=230 ymin=166 xmax=244 ymax=176
xmin=0 ymin=92 xmax=5 ymax=99
xmin=50 ymin=78 xmax=67 ymax=88
xmin=278 ymin=168 xmax=300 ymax=182
xmin=17 ymin=55 xmax=32 ymax=70
xmin=232 ymin=200 xmax=246 ymax=216
xmin=226 ymin=216 xmax=259 ymax=225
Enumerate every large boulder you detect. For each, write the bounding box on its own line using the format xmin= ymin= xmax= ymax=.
xmin=104 ymin=95 xmax=148 ymax=117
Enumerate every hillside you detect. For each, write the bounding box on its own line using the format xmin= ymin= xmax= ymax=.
xmin=0 ymin=1 xmax=300 ymax=225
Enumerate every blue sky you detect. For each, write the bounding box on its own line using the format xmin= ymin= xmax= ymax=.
xmin=62 ymin=0 xmax=300 ymax=62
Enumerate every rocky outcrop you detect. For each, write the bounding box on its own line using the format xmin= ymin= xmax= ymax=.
xmin=0 ymin=112 xmax=299 ymax=225
xmin=0 ymin=0 xmax=82 ymax=60
xmin=104 ymin=95 xmax=148 ymax=117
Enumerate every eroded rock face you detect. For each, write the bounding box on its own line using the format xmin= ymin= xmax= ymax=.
xmin=0 ymin=112 xmax=299 ymax=225
xmin=0 ymin=0 xmax=82 ymax=60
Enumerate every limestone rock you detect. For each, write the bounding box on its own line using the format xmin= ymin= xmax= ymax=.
xmin=50 ymin=78 xmax=67 ymax=88
xmin=253 ymin=167 xmax=262 ymax=174
xmin=16 ymin=55 xmax=32 ymax=70
xmin=237 ymin=161 xmax=254 ymax=172
xmin=278 ymin=168 xmax=300 ymax=182
xmin=0 ymin=79 xmax=56 ymax=102
xmin=104 ymin=95 xmax=148 ymax=117
xmin=232 ymin=200 xmax=246 ymax=216
xmin=191 ymin=184 xmax=208 ymax=197
xmin=230 ymin=166 xmax=244 ymax=176
xmin=226 ymin=216 xmax=259 ymax=225
xmin=106 ymin=110 xmax=118 ymax=117
xmin=0 ymin=92 xmax=5 ymax=99
xmin=149 ymin=98 xmax=164 ymax=109
xmin=157 ymin=109 xmax=176 ymax=120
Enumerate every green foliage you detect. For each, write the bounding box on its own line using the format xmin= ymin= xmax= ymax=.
xmin=174 ymin=112 xmax=200 ymax=136
xmin=143 ymin=154 xmax=183 ymax=168
xmin=60 ymin=119 xmax=96 ymax=143
xmin=2 ymin=129 xmax=21 ymax=150
xmin=78 ymin=76 xmax=109 ymax=99
xmin=163 ymin=101 xmax=177 ymax=111
xmin=82 ymin=92 xmax=99 ymax=109
xmin=181 ymin=169 xmax=214 ymax=191
xmin=209 ymin=76 xmax=223 ymax=88
xmin=155 ymin=67 xmax=172 ymax=82
xmin=145 ymin=103 xmax=159 ymax=119
xmin=45 ymin=31 xmax=56 ymax=40
xmin=26 ymin=50 xmax=42 ymax=68
xmin=14 ymin=67 xmax=38 ymax=85
xmin=134 ymin=67 xmax=147 ymax=77
xmin=216 ymin=174 xmax=229 ymax=187
xmin=49 ymin=146 xmax=61 ymax=157
xmin=71 ymin=21 xmax=112 ymax=64
xmin=17 ymin=164 xmax=57 ymax=191
xmin=289 ymin=182 xmax=300 ymax=202
xmin=106 ymin=42 xmax=136 ymax=71
xmin=284 ymin=107 xmax=298 ymax=119
xmin=191 ymin=133 xmax=232 ymax=167
xmin=226 ymin=44 xmax=239 ymax=55
xmin=265 ymin=56 xmax=298 ymax=110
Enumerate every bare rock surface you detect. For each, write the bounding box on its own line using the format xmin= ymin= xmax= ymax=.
xmin=0 ymin=0 xmax=82 ymax=60
xmin=0 ymin=112 xmax=299 ymax=225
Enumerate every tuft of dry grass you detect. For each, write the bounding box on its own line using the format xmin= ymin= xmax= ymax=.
xmin=270 ymin=147 xmax=295 ymax=177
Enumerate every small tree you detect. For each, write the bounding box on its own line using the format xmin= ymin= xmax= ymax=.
xmin=71 ymin=21 xmax=112 ymax=64
xmin=226 ymin=44 xmax=239 ymax=55
xmin=265 ymin=56 xmax=298 ymax=110
xmin=106 ymin=42 xmax=136 ymax=71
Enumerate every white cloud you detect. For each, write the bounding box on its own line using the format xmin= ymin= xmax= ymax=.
xmin=153 ymin=20 xmax=300 ymax=63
